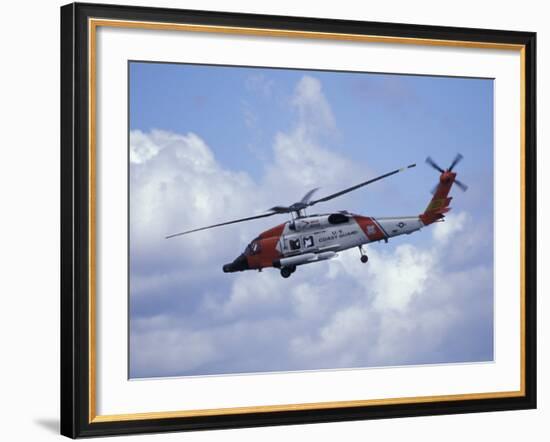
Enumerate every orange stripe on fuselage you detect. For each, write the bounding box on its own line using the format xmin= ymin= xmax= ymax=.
xmin=258 ymin=223 xmax=286 ymax=239
xmin=353 ymin=215 xmax=386 ymax=241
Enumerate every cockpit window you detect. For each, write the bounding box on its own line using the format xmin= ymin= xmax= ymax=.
xmin=244 ymin=239 xmax=261 ymax=255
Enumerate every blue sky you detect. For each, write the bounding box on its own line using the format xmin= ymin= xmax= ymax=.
xmin=129 ymin=61 xmax=494 ymax=378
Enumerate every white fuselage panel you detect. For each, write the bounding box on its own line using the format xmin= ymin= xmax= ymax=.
xmin=277 ymin=213 xmax=424 ymax=263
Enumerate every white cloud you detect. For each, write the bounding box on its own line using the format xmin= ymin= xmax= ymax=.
xmin=211 ymin=272 xmax=287 ymax=319
xmin=262 ymin=75 xmax=365 ymax=206
xmin=369 ymin=244 xmax=434 ymax=312
xmin=290 ymin=305 xmax=376 ymax=368
xmin=130 ymin=129 xmax=161 ymax=164
xmin=129 ymin=128 xmax=261 ymax=269
xmin=131 ymin=315 xmax=218 ymax=376
xmin=291 ymin=283 xmax=328 ymax=319
xmin=291 ymin=75 xmax=335 ymax=132
xmin=432 ymin=211 xmax=469 ymax=245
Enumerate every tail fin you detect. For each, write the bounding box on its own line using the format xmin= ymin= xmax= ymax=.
xmin=420 ymin=172 xmax=456 ymax=225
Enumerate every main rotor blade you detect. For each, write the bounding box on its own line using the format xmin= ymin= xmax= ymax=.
xmin=300 ymin=187 xmax=320 ymax=204
xmin=166 ymin=211 xmax=279 ymax=239
xmin=267 ymin=205 xmax=292 ymax=214
xmin=426 ymin=156 xmax=444 ymax=173
xmin=448 ymin=153 xmax=464 ymax=172
xmin=308 ymin=164 xmax=416 ymax=206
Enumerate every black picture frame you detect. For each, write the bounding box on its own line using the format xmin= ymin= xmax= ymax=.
xmin=60 ymin=2 xmax=536 ymax=438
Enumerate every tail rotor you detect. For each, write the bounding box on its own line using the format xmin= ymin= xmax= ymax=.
xmin=454 ymin=179 xmax=468 ymax=192
xmin=448 ymin=153 xmax=463 ymax=172
xmin=426 ymin=156 xmax=445 ymax=174
xmin=426 ymin=153 xmax=468 ymax=193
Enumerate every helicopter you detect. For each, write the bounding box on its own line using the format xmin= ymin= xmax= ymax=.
xmin=166 ymin=154 xmax=468 ymax=278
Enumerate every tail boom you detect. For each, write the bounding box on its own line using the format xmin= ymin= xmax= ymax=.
xmin=420 ymin=171 xmax=456 ymax=225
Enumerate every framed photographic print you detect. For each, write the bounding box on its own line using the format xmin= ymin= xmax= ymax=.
xmin=60 ymin=2 xmax=536 ymax=438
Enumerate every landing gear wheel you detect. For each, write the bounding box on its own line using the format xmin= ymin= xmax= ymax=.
xmin=359 ymin=245 xmax=369 ymax=263
xmin=280 ymin=267 xmax=292 ymax=278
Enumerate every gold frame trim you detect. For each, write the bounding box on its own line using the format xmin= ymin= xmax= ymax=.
xmin=88 ymin=18 xmax=527 ymax=424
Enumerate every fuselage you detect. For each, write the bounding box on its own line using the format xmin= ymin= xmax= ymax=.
xmin=222 ymin=211 xmax=424 ymax=273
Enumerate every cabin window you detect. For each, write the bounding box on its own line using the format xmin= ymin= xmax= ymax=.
xmin=328 ymin=213 xmax=349 ymax=224
xmin=303 ymin=235 xmax=314 ymax=248
xmin=289 ymin=238 xmax=301 ymax=250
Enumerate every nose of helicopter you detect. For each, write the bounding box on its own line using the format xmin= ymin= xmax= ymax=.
xmin=223 ymin=254 xmax=250 ymax=273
